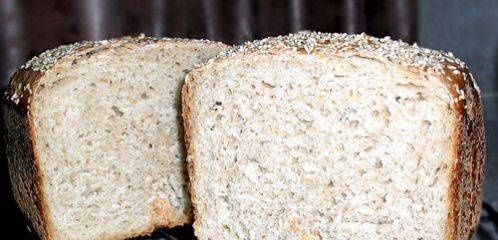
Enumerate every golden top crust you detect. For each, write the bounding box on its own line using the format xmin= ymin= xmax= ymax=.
xmin=3 ymin=35 xmax=226 ymax=110
xmin=210 ymin=31 xmax=480 ymax=101
xmin=191 ymin=31 xmax=479 ymax=120
xmin=218 ymin=31 xmax=465 ymax=73
xmin=22 ymin=34 xmax=220 ymax=72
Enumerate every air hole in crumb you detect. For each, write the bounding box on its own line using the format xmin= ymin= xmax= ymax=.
xmin=261 ymin=81 xmax=276 ymax=88
xmin=215 ymin=101 xmax=222 ymax=106
xmin=441 ymin=163 xmax=448 ymax=170
xmin=327 ymin=181 xmax=334 ymax=187
xmin=149 ymin=144 xmax=153 ymax=148
xmin=422 ymin=120 xmax=432 ymax=133
xmin=349 ymin=120 xmax=359 ymax=128
xmin=375 ymin=160 xmax=383 ymax=168
xmin=417 ymin=92 xmax=427 ymax=101
xmin=111 ymin=106 xmax=124 ymax=116
xmin=395 ymin=96 xmax=401 ymax=102
xmin=141 ymin=93 xmax=148 ymax=99
xmin=378 ymin=217 xmax=390 ymax=224
xmin=372 ymin=110 xmax=379 ymax=117
xmin=430 ymin=177 xmax=438 ymax=187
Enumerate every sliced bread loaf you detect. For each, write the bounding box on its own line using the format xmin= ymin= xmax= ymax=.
xmin=183 ymin=32 xmax=485 ymax=240
xmin=3 ymin=36 xmax=227 ymax=240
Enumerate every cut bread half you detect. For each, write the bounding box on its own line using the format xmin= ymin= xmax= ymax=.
xmin=3 ymin=36 xmax=227 ymax=240
xmin=183 ymin=32 xmax=485 ymax=240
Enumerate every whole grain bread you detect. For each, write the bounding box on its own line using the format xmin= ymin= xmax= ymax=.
xmin=3 ymin=35 xmax=227 ymax=240
xmin=182 ymin=32 xmax=485 ymax=240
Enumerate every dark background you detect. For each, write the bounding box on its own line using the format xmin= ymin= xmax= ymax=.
xmin=0 ymin=0 xmax=496 ymax=239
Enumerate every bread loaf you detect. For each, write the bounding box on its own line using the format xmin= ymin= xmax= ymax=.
xmin=3 ymin=36 xmax=226 ymax=240
xmin=182 ymin=32 xmax=485 ymax=240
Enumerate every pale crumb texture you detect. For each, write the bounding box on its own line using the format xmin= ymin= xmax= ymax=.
xmin=186 ymin=38 xmax=459 ymax=239
xmin=16 ymin=39 xmax=224 ymax=240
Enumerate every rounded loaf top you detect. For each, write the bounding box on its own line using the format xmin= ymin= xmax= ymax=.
xmin=220 ymin=31 xmax=461 ymax=72
xmin=6 ymin=35 xmax=225 ymax=107
xmin=22 ymin=34 xmax=221 ymax=72
xmin=210 ymin=31 xmax=480 ymax=98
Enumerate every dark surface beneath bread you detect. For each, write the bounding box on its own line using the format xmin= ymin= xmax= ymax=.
xmin=9 ymin=209 xmax=498 ymax=240
xmin=127 ymin=226 xmax=196 ymax=240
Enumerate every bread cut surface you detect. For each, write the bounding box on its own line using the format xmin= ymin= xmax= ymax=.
xmin=183 ymin=32 xmax=485 ymax=240
xmin=3 ymin=36 xmax=226 ymax=240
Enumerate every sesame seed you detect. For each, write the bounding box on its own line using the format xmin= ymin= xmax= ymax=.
xmin=8 ymin=35 xmax=224 ymax=105
xmin=213 ymin=31 xmax=469 ymax=78
xmin=21 ymin=35 xmax=219 ymax=73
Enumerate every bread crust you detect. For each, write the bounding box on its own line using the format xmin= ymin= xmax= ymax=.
xmin=3 ymin=36 xmax=225 ymax=240
xmin=183 ymin=32 xmax=485 ymax=240
xmin=3 ymin=69 xmax=53 ymax=240
xmin=181 ymin=73 xmax=200 ymax=237
xmin=446 ymin=67 xmax=485 ymax=240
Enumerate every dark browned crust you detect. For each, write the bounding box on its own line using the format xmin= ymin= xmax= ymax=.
xmin=5 ymin=70 xmax=43 ymax=115
xmin=445 ymin=65 xmax=485 ymax=240
xmin=3 ymin=69 xmax=53 ymax=240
